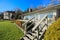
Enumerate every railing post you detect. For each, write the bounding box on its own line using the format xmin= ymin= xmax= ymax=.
xmin=46 ymin=16 xmax=48 ymax=29
xmin=23 ymin=17 xmax=35 ymax=34
xmin=25 ymin=23 xmax=27 ymax=34
xmin=37 ymin=26 xmax=39 ymax=40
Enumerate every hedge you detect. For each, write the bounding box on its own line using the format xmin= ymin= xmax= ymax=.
xmin=44 ymin=18 xmax=60 ymax=40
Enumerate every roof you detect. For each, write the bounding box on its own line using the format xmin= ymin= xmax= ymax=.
xmin=22 ymin=4 xmax=60 ymax=16
xmin=5 ymin=11 xmax=15 ymax=13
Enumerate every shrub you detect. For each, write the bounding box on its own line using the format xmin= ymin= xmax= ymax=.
xmin=44 ymin=18 xmax=60 ymax=40
xmin=15 ymin=20 xmax=25 ymax=29
xmin=15 ymin=20 xmax=22 ymax=26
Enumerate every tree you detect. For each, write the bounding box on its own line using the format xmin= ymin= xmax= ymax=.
xmin=11 ymin=14 xmax=15 ymax=19
xmin=37 ymin=5 xmax=45 ymax=10
xmin=24 ymin=8 xmax=33 ymax=13
xmin=15 ymin=8 xmax=23 ymax=19
xmin=0 ymin=13 xmax=3 ymax=19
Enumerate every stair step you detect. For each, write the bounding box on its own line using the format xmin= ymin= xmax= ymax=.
xmin=26 ymin=34 xmax=34 ymax=40
xmin=27 ymin=32 xmax=34 ymax=36
xmin=25 ymin=35 xmax=31 ymax=40
xmin=32 ymin=33 xmax=37 ymax=36
xmin=34 ymin=39 xmax=37 ymax=40
xmin=28 ymin=32 xmax=37 ymax=37
xmin=39 ymin=30 xmax=46 ymax=40
xmin=32 ymin=31 xmax=36 ymax=33
xmin=23 ymin=37 xmax=30 ymax=40
xmin=42 ymin=39 xmax=44 ymax=40
xmin=28 ymin=30 xmax=38 ymax=36
xmin=33 ymin=36 xmax=38 ymax=40
xmin=40 ymin=30 xmax=45 ymax=34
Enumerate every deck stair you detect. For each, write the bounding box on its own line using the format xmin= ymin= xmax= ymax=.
xmin=22 ymin=17 xmax=35 ymax=33
xmin=21 ymin=14 xmax=54 ymax=40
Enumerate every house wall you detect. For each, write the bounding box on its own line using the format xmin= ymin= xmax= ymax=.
xmin=4 ymin=12 xmax=9 ymax=19
xmin=4 ymin=12 xmax=13 ymax=20
xmin=10 ymin=13 xmax=12 ymax=19
xmin=24 ymin=10 xmax=57 ymax=20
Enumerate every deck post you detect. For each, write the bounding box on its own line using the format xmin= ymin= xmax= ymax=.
xmin=25 ymin=23 xmax=27 ymax=34
xmin=37 ymin=26 xmax=39 ymax=40
xmin=46 ymin=16 xmax=48 ymax=29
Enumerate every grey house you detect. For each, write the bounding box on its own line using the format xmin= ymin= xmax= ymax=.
xmin=22 ymin=4 xmax=60 ymax=20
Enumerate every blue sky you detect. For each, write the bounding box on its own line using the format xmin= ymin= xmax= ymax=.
xmin=0 ymin=0 xmax=58 ymax=12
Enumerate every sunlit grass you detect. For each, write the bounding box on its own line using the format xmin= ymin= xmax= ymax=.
xmin=0 ymin=20 xmax=24 ymax=40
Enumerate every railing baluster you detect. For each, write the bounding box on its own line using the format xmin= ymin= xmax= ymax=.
xmin=37 ymin=26 xmax=39 ymax=40
xmin=46 ymin=16 xmax=48 ymax=29
xmin=26 ymin=22 xmax=34 ymax=30
xmin=25 ymin=23 xmax=27 ymax=34
xmin=23 ymin=17 xmax=35 ymax=34
xmin=22 ymin=17 xmax=35 ymax=26
xmin=32 ymin=14 xmax=48 ymax=31
xmin=37 ymin=15 xmax=48 ymax=40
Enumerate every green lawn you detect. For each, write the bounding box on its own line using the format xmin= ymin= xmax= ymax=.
xmin=0 ymin=20 xmax=24 ymax=40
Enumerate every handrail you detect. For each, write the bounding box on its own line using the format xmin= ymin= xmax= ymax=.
xmin=39 ymin=30 xmax=46 ymax=40
xmin=30 ymin=14 xmax=48 ymax=40
xmin=26 ymin=22 xmax=34 ymax=30
xmin=22 ymin=17 xmax=35 ymax=34
xmin=32 ymin=14 xmax=48 ymax=31
xmin=22 ymin=17 xmax=35 ymax=26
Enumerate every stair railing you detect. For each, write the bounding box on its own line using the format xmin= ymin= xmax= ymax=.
xmin=22 ymin=17 xmax=35 ymax=34
xmin=32 ymin=14 xmax=48 ymax=31
xmin=38 ymin=15 xmax=48 ymax=40
xmin=32 ymin=14 xmax=48 ymax=40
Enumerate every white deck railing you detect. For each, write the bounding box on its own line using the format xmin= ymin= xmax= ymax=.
xmin=32 ymin=14 xmax=48 ymax=31
xmin=20 ymin=14 xmax=55 ymax=40
xmin=22 ymin=17 xmax=35 ymax=33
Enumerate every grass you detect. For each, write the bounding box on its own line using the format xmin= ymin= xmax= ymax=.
xmin=0 ymin=20 xmax=24 ymax=40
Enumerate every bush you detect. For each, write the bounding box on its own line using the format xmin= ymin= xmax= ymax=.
xmin=44 ymin=18 xmax=60 ymax=40
xmin=15 ymin=20 xmax=25 ymax=29
xmin=15 ymin=20 xmax=22 ymax=26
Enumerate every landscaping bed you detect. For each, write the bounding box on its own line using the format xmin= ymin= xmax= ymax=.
xmin=15 ymin=20 xmax=25 ymax=30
